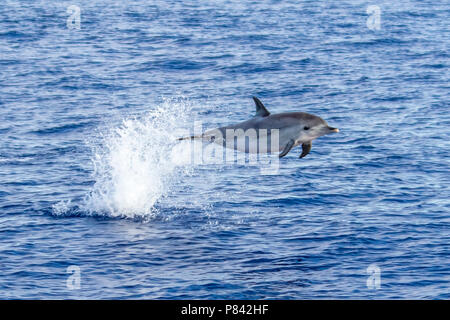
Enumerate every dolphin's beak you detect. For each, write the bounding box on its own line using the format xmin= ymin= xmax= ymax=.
xmin=328 ymin=126 xmax=339 ymax=133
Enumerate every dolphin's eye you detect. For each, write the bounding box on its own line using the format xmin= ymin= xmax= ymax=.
xmin=303 ymin=126 xmax=310 ymax=130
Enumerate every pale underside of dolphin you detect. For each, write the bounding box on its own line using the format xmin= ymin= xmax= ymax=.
xmin=178 ymin=97 xmax=339 ymax=158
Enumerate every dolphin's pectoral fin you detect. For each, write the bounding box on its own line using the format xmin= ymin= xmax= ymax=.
xmin=299 ymin=142 xmax=312 ymax=158
xmin=279 ymin=139 xmax=295 ymax=158
xmin=253 ymin=97 xmax=270 ymax=117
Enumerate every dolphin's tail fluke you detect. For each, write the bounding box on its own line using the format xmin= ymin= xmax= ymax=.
xmin=176 ymin=134 xmax=203 ymax=141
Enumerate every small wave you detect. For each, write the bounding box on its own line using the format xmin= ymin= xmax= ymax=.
xmin=138 ymin=59 xmax=217 ymax=71
xmin=0 ymin=155 xmax=35 ymax=165
xmin=421 ymin=63 xmax=446 ymax=69
xmin=223 ymin=62 xmax=284 ymax=74
xmin=0 ymin=30 xmax=31 ymax=39
xmin=370 ymin=95 xmax=414 ymax=103
xmin=29 ymin=121 xmax=95 ymax=135
xmin=336 ymin=38 xmax=411 ymax=48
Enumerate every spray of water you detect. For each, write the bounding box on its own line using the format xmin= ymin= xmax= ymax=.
xmin=80 ymin=97 xmax=196 ymax=219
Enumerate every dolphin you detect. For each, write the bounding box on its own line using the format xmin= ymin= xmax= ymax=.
xmin=178 ymin=97 xmax=339 ymax=158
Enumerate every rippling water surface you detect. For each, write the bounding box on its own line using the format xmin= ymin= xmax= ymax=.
xmin=0 ymin=0 xmax=449 ymax=299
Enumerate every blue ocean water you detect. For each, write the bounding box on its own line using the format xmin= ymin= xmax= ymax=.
xmin=0 ymin=0 xmax=449 ymax=299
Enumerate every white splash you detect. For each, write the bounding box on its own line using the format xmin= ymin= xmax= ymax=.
xmin=81 ymin=98 xmax=196 ymax=218
xmin=52 ymin=199 xmax=73 ymax=216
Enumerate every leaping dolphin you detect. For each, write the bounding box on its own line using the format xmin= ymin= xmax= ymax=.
xmin=178 ymin=97 xmax=339 ymax=158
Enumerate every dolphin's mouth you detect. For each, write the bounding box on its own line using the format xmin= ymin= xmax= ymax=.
xmin=328 ymin=127 xmax=339 ymax=133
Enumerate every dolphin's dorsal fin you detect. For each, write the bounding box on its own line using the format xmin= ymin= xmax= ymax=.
xmin=253 ymin=97 xmax=270 ymax=117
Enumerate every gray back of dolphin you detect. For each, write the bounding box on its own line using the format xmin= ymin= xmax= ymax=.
xmin=179 ymin=97 xmax=339 ymax=158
